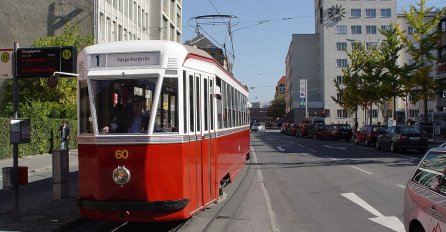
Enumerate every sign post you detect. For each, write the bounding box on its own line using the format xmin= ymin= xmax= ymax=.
xmin=0 ymin=48 xmax=13 ymax=79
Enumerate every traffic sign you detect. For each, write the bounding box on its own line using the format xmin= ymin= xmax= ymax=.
xmin=0 ymin=48 xmax=13 ymax=80
xmin=16 ymin=46 xmax=76 ymax=78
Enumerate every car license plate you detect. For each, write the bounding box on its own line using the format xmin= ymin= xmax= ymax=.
xmin=409 ymin=137 xmax=420 ymax=140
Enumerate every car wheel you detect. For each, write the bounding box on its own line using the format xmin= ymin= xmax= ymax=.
xmin=365 ymin=139 xmax=369 ymax=147
xmin=390 ymin=142 xmax=397 ymax=153
xmin=376 ymin=141 xmax=381 ymax=150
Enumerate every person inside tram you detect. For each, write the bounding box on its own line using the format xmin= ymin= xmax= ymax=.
xmin=102 ymin=83 xmax=133 ymax=133
xmin=129 ymin=95 xmax=149 ymax=133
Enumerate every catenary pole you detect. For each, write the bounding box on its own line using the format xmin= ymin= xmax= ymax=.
xmin=12 ymin=42 xmax=19 ymax=212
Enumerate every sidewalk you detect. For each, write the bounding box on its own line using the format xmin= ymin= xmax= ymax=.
xmin=0 ymin=150 xmax=81 ymax=232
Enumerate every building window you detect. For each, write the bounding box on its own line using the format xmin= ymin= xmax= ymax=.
xmin=351 ymin=25 xmax=362 ymax=34
xmin=337 ymin=93 xmax=343 ymax=102
xmin=365 ymin=9 xmax=376 ymax=18
xmin=381 ymin=25 xmax=391 ymax=32
xmin=370 ymin=109 xmax=378 ymax=118
xmin=408 ymin=26 xmax=413 ymax=35
xmin=366 ymin=42 xmax=378 ymax=50
xmin=351 ymin=9 xmax=361 ymax=18
xmin=351 ymin=42 xmax=363 ymax=50
xmin=337 ymin=109 xmax=348 ymax=118
xmin=336 ymin=75 xmax=343 ymax=85
xmin=366 ymin=25 xmax=377 ymax=34
xmin=336 ymin=59 xmax=348 ymax=68
xmin=380 ymin=8 xmax=391 ymax=17
xmin=336 ymin=42 xmax=347 ymax=51
xmin=409 ymin=109 xmax=419 ymax=118
xmin=336 ymin=25 xmax=347 ymax=34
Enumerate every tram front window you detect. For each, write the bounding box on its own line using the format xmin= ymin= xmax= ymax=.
xmin=87 ymin=77 xmax=178 ymax=134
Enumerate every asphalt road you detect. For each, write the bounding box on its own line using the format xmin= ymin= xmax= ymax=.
xmin=251 ymin=129 xmax=423 ymax=232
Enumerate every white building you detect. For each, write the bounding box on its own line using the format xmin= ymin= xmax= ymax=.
xmin=286 ymin=0 xmax=437 ymax=126
xmin=95 ymin=0 xmax=182 ymax=43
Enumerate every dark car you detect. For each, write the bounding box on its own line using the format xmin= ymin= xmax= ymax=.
xmin=354 ymin=125 xmax=388 ymax=146
xmin=321 ymin=124 xmax=353 ymax=141
xmin=376 ymin=126 xmax=428 ymax=153
xmin=289 ymin=123 xmax=300 ymax=136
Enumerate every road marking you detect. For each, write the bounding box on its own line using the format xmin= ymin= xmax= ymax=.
xmin=322 ymin=145 xmax=346 ymax=150
xmin=350 ymin=165 xmax=373 ymax=175
xmin=297 ymin=144 xmax=304 ymax=148
xmin=276 ymin=147 xmax=285 ymax=152
xmin=309 ymin=148 xmax=317 ymax=153
xmin=251 ymin=148 xmax=281 ymax=232
xmin=397 ymin=184 xmax=406 ymax=189
xmin=342 ymin=192 xmax=405 ymax=232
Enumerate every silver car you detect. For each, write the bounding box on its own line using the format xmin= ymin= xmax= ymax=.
xmin=251 ymin=122 xmax=265 ymax=132
xmin=404 ymin=147 xmax=446 ymax=232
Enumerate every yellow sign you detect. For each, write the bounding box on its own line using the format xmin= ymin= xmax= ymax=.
xmin=115 ymin=150 xmax=129 ymax=159
xmin=1 ymin=52 xmax=10 ymax=63
xmin=0 ymin=49 xmax=13 ymax=80
xmin=61 ymin=49 xmax=72 ymax=60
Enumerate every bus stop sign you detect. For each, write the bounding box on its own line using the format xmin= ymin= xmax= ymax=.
xmin=16 ymin=46 xmax=76 ymax=78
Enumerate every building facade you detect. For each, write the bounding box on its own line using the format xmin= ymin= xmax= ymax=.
xmin=286 ymin=0 xmax=438 ymax=126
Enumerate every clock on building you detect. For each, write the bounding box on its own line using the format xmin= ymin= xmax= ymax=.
xmin=328 ymin=4 xmax=345 ymax=22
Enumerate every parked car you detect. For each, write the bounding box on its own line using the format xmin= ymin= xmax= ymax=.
xmin=307 ymin=124 xmax=327 ymax=139
xmin=320 ymin=124 xmax=353 ymax=141
xmin=280 ymin=123 xmax=290 ymax=134
xmin=289 ymin=123 xmax=300 ymax=136
xmin=354 ymin=125 xmax=388 ymax=146
xmin=376 ymin=126 xmax=428 ymax=153
xmin=251 ymin=122 xmax=265 ymax=132
xmin=404 ymin=147 xmax=446 ymax=232
xmin=296 ymin=123 xmax=312 ymax=138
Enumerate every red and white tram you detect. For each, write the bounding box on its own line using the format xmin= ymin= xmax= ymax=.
xmin=76 ymin=40 xmax=250 ymax=222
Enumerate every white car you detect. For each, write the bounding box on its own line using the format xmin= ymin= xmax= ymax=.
xmin=404 ymin=147 xmax=446 ymax=232
xmin=251 ymin=123 xmax=265 ymax=132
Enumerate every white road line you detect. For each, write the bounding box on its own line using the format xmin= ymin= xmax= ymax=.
xmin=350 ymin=165 xmax=373 ymax=175
xmin=276 ymin=147 xmax=285 ymax=152
xmin=322 ymin=145 xmax=334 ymax=149
xmin=297 ymin=144 xmax=304 ymax=148
xmin=251 ymin=148 xmax=280 ymax=232
xmin=397 ymin=184 xmax=406 ymax=189
xmin=309 ymin=148 xmax=317 ymax=153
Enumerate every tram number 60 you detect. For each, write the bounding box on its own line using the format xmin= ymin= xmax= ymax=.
xmin=115 ymin=150 xmax=129 ymax=159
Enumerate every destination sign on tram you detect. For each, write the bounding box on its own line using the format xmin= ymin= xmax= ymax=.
xmin=16 ymin=46 xmax=76 ymax=78
xmin=90 ymin=52 xmax=160 ymax=68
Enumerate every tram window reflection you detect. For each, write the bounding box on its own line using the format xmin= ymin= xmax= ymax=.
xmin=154 ymin=78 xmax=179 ymax=133
xmin=91 ymin=78 xmax=157 ymax=134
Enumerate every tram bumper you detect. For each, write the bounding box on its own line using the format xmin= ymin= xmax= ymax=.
xmin=77 ymin=198 xmax=189 ymax=212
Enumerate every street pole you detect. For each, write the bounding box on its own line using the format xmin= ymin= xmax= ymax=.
xmin=12 ymin=42 xmax=19 ymax=212
xmin=305 ymin=79 xmax=308 ymax=117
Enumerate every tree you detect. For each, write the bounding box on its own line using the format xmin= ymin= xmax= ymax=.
xmin=397 ymin=0 xmax=445 ymax=123
xmin=0 ymin=24 xmax=93 ymax=119
xmin=267 ymin=94 xmax=286 ymax=119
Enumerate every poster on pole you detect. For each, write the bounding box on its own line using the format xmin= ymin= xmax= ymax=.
xmin=0 ymin=48 xmax=13 ymax=80
xmin=299 ymin=79 xmax=306 ymax=107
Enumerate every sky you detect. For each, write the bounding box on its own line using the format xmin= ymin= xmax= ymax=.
xmin=182 ymin=0 xmax=446 ymax=104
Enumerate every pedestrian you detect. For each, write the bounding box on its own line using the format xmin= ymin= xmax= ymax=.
xmin=59 ymin=121 xmax=70 ymax=150
xmin=129 ymin=95 xmax=149 ymax=133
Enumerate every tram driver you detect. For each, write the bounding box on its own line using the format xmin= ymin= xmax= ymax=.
xmin=129 ymin=95 xmax=149 ymax=133
xmin=101 ymin=83 xmax=133 ymax=133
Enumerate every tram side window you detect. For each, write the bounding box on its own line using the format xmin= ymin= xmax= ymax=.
xmin=222 ymin=81 xmax=227 ymax=129
xmin=154 ymin=78 xmax=179 ymax=133
xmin=216 ymin=77 xmax=223 ymax=129
xmin=79 ymin=79 xmax=93 ymax=134
xmin=204 ymin=78 xmax=208 ymax=131
xmin=189 ymin=75 xmax=194 ymax=132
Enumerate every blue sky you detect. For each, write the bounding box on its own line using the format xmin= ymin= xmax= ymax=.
xmin=182 ymin=0 xmax=446 ymax=104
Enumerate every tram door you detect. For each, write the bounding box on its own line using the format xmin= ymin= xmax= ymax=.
xmin=201 ymin=76 xmax=215 ymax=205
xmin=188 ymin=73 xmax=203 ymax=210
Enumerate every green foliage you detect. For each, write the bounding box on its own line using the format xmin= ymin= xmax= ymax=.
xmin=0 ymin=24 xmax=93 ymax=120
xmin=267 ymin=95 xmax=286 ymax=118
xmin=0 ymin=117 xmax=77 ymax=159
xmin=397 ymin=0 xmax=445 ymax=122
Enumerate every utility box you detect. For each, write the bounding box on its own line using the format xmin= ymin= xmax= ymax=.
xmin=2 ymin=167 xmax=16 ymax=190
xmin=52 ymin=149 xmax=69 ymax=199
xmin=18 ymin=166 xmax=28 ymax=185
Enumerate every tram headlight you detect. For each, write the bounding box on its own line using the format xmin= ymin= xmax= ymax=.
xmin=113 ymin=165 xmax=131 ymax=186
